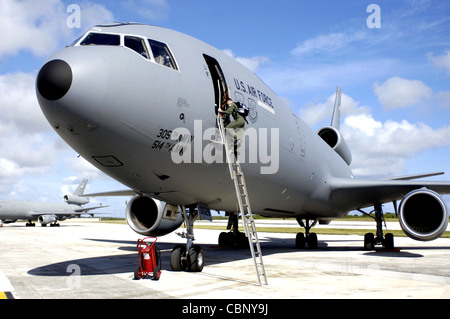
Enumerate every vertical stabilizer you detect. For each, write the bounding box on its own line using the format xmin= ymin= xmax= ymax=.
xmin=331 ymin=86 xmax=342 ymax=130
xmin=74 ymin=179 xmax=88 ymax=196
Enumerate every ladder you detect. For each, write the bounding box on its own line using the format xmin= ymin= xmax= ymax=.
xmin=216 ymin=115 xmax=268 ymax=286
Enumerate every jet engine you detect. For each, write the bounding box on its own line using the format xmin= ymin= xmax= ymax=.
xmin=317 ymin=126 xmax=352 ymax=165
xmin=38 ymin=215 xmax=57 ymax=225
xmin=64 ymin=195 xmax=89 ymax=205
xmin=398 ymin=189 xmax=449 ymax=241
xmin=126 ymin=195 xmax=183 ymax=236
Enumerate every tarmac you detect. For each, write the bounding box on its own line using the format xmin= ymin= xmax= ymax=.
xmin=1 ymin=219 xmax=449 ymax=300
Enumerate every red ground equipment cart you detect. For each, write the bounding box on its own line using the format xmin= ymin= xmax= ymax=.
xmin=134 ymin=237 xmax=161 ymax=280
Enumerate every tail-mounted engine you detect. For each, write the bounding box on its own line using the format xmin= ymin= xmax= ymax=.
xmin=317 ymin=126 xmax=352 ymax=165
xmin=126 ymin=195 xmax=183 ymax=236
xmin=64 ymin=194 xmax=89 ymax=205
xmin=398 ymin=189 xmax=449 ymax=241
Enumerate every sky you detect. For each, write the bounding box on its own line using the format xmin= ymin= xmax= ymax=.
xmin=1 ymin=0 xmax=450 ymax=217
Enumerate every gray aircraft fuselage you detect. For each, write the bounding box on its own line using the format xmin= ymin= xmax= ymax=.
xmin=0 ymin=201 xmax=82 ymax=222
xmin=36 ymin=24 xmax=354 ymax=220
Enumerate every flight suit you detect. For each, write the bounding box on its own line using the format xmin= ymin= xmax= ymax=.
xmin=220 ymin=102 xmax=245 ymax=157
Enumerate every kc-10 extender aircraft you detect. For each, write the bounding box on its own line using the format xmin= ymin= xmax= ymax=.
xmin=0 ymin=179 xmax=106 ymax=226
xmin=36 ymin=23 xmax=450 ymax=272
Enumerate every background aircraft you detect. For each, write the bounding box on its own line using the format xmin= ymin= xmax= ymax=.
xmin=0 ymin=179 xmax=106 ymax=227
xmin=36 ymin=23 xmax=450 ymax=272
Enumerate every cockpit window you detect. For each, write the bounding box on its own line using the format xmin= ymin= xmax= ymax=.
xmin=80 ymin=33 xmax=120 ymax=46
xmin=125 ymin=36 xmax=149 ymax=59
xmin=148 ymin=39 xmax=178 ymax=70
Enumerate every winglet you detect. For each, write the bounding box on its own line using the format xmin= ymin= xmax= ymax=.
xmin=331 ymin=86 xmax=342 ymax=130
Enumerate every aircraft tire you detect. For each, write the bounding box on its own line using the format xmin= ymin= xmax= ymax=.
xmin=384 ymin=233 xmax=394 ymax=249
xmin=364 ymin=233 xmax=375 ymax=250
xmin=219 ymin=232 xmax=232 ymax=247
xmin=170 ymin=245 xmax=186 ymax=271
xmin=307 ymin=233 xmax=318 ymax=249
xmin=295 ymin=232 xmax=305 ymax=249
xmin=236 ymin=232 xmax=249 ymax=249
xmin=187 ymin=246 xmax=205 ymax=272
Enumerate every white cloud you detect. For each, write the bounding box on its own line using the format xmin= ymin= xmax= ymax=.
xmin=77 ymin=3 xmax=115 ymax=31
xmin=302 ymin=90 xmax=450 ymax=177
xmin=0 ymin=72 xmax=64 ymax=181
xmin=291 ymin=32 xmax=366 ymax=56
xmin=428 ymin=50 xmax=450 ymax=74
xmin=373 ymin=77 xmax=433 ymax=110
xmin=342 ymin=110 xmax=450 ymax=177
xmin=0 ymin=0 xmax=114 ymax=59
xmin=223 ymin=49 xmax=269 ymax=73
xmin=299 ymin=92 xmax=369 ymax=127
xmin=0 ymin=72 xmax=49 ymax=133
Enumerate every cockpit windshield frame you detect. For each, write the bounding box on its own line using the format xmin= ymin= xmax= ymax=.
xmin=74 ymin=31 xmax=179 ymax=72
xmin=79 ymin=32 xmax=121 ymax=46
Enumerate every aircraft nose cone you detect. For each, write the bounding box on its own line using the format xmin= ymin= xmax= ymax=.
xmin=37 ymin=59 xmax=72 ymax=101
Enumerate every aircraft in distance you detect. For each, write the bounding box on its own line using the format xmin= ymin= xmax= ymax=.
xmin=0 ymin=179 xmax=106 ymax=227
xmin=36 ymin=23 xmax=450 ymax=272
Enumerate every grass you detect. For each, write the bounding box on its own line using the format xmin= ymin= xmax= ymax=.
xmin=97 ymin=216 xmax=450 ymax=238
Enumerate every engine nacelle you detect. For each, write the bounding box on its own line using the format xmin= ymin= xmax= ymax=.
xmin=64 ymin=194 xmax=89 ymax=205
xmin=38 ymin=215 xmax=57 ymax=225
xmin=317 ymin=126 xmax=352 ymax=165
xmin=1 ymin=219 xmax=17 ymax=224
xmin=398 ymin=189 xmax=449 ymax=241
xmin=126 ymin=195 xmax=183 ymax=236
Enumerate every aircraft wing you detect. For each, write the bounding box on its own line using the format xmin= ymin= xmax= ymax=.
xmin=74 ymin=205 xmax=110 ymax=213
xmin=82 ymin=190 xmax=137 ymax=197
xmin=383 ymin=172 xmax=444 ymax=181
xmin=330 ymin=177 xmax=450 ymax=212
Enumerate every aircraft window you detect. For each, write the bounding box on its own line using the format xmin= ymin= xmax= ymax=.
xmin=80 ymin=33 xmax=120 ymax=46
xmin=69 ymin=35 xmax=82 ymax=47
xmin=125 ymin=36 xmax=150 ymax=59
xmin=148 ymin=39 xmax=178 ymax=70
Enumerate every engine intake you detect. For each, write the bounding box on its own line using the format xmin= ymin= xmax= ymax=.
xmin=38 ymin=215 xmax=57 ymax=225
xmin=317 ymin=126 xmax=352 ymax=165
xmin=399 ymin=189 xmax=449 ymax=241
xmin=126 ymin=195 xmax=183 ymax=236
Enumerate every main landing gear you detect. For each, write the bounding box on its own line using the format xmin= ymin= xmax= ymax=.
xmin=218 ymin=212 xmax=249 ymax=249
xmin=295 ymin=218 xmax=318 ymax=249
xmin=170 ymin=205 xmax=205 ymax=272
xmin=360 ymin=203 xmax=395 ymax=250
xmin=26 ymin=220 xmax=36 ymax=227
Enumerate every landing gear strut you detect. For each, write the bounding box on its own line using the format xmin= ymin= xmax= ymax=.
xmin=170 ymin=205 xmax=205 ymax=272
xmin=218 ymin=212 xmax=249 ymax=248
xmin=295 ymin=218 xmax=318 ymax=249
xmin=361 ymin=203 xmax=395 ymax=250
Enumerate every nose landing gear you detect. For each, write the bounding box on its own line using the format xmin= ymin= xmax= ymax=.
xmin=170 ymin=205 xmax=205 ymax=272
